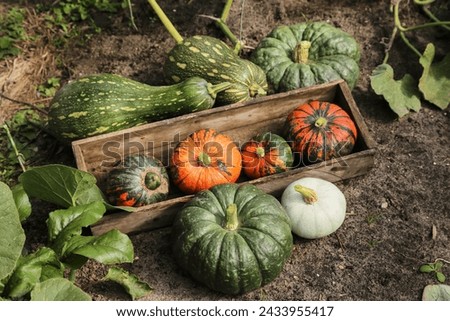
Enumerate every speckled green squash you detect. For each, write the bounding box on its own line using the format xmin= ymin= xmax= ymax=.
xmin=164 ymin=35 xmax=268 ymax=106
xmin=251 ymin=22 xmax=361 ymax=92
xmin=172 ymin=183 xmax=293 ymax=295
xmin=105 ymin=154 xmax=169 ymax=207
xmin=48 ymin=74 xmax=230 ymax=142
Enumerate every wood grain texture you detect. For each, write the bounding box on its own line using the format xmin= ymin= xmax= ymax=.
xmin=71 ymin=80 xmax=376 ymax=236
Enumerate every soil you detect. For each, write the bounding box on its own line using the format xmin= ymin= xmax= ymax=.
xmin=3 ymin=0 xmax=450 ymax=301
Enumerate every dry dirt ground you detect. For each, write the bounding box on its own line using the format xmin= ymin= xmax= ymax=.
xmin=2 ymin=0 xmax=449 ymax=300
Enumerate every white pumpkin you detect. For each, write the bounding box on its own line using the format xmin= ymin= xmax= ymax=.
xmin=281 ymin=177 xmax=346 ymax=239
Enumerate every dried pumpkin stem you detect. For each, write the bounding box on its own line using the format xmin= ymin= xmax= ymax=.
xmin=198 ymin=152 xmax=211 ymax=167
xmin=145 ymin=172 xmax=161 ymax=190
xmin=294 ymin=185 xmax=318 ymax=204
xmin=293 ymin=41 xmax=311 ymax=64
xmin=225 ymin=203 xmax=239 ymax=230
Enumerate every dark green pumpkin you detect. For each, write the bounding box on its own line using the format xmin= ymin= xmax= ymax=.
xmin=172 ymin=183 xmax=293 ymax=295
xmin=251 ymin=22 xmax=361 ymax=92
xmin=164 ymin=35 xmax=268 ymax=106
xmin=105 ymin=155 xmax=169 ymax=207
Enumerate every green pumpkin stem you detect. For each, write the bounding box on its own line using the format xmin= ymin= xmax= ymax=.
xmin=207 ymin=82 xmax=232 ymax=99
xmin=293 ymin=40 xmax=311 ymax=64
xmin=145 ymin=172 xmax=161 ymax=190
xmin=249 ymin=83 xmax=267 ymax=97
xmin=294 ymin=184 xmax=318 ymax=204
xmin=224 ymin=203 xmax=239 ymax=231
xmin=198 ymin=152 xmax=212 ymax=167
xmin=256 ymin=146 xmax=265 ymax=158
xmin=314 ymin=117 xmax=328 ymax=128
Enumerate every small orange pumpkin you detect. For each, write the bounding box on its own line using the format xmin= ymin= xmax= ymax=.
xmin=286 ymin=100 xmax=357 ymax=163
xmin=170 ymin=128 xmax=242 ymax=194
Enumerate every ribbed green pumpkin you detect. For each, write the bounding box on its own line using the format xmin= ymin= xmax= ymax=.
xmin=105 ymin=155 xmax=169 ymax=207
xmin=48 ymin=74 xmax=230 ymax=142
xmin=172 ymin=183 xmax=293 ymax=295
xmin=164 ymin=35 xmax=268 ymax=106
xmin=251 ymin=22 xmax=361 ymax=92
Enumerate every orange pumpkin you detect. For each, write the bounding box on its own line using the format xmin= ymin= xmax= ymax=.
xmin=286 ymin=100 xmax=357 ymax=163
xmin=170 ymin=128 xmax=242 ymax=194
xmin=241 ymin=132 xmax=293 ymax=179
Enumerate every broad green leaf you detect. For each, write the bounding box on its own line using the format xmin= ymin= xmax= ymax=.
xmin=0 ymin=182 xmax=26 ymax=292
xmin=19 ymin=164 xmax=103 ymax=208
xmin=4 ymin=247 xmax=62 ymax=299
xmin=30 ymin=278 xmax=91 ymax=301
xmin=11 ymin=183 xmax=31 ymax=222
xmin=47 ymin=201 xmax=106 ymax=243
xmin=419 ymin=43 xmax=450 ymax=110
xmin=65 ymin=229 xmax=134 ymax=265
xmin=422 ymin=284 xmax=450 ymax=301
xmin=370 ymin=63 xmax=422 ymax=118
xmin=104 ymin=267 xmax=152 ymax=300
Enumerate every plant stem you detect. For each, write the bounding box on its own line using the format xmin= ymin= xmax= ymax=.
xmin=147 ymin=0 xmax=183 ymax=44
xmin=221 ymin=0 xmax=233 ymax=22
xmin=399 ymin=30 xmax=422 ymax=58
xmin=127 ymin=0 xmax=138 ymax=31
xmin=393 ymin=2 xmax=423 ymax=58
xmin=2 ymin=124 xmax=27 ymax=173
xmin=382 ymin=27 xmax=398 ymax=64
xmin=421 ymin=6 xmax=450 ymax=32
xmin=68 ymin=269 xmax=76 ymax=282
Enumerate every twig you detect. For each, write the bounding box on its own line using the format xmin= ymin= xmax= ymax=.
xmin=127 ymin=0 xmax=138 ymax=31
xmin=0 ymin=92 xmax=48 ymax=115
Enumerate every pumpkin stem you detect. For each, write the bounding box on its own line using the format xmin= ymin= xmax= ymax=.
xmin=294 ymin=184 xmax=318 ymax=204
xmin=207 ymin=82 xmax=232 ymax=99
xmin=314 ymin=117 xmax=328 ymax=128
xmin=224 ymin=203 xmax=239 ymax=231
xmin=145 ymin=172 xmax=161 ymax=190
xmin=198 ymin=152 xmax=212 ymax=167
xmin=293 ymin=40 xmax=311 ymax=64
xmin=147 ymin=0 xmax=184 ymax=44
xmin=256 ymin=146 xmax=265 ymax=158
xmin=249 ymin=83 xmax=267 ymax=98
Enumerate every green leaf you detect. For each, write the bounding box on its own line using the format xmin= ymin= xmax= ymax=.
xmin=436 ymin=272 xmax=446 ymax=283
xmin=419 ymin=264 xmax=435 ymax=273
xmin=0 ymin=182 xmax=26 ymax=291
xmin=47 ymin=201 xmax=106 ymax=244
xmin=65 ymin=229 xmax=134 ymax=265
xmin=104 ymin=267 xmax=152 ymax=300
xmin=370 ymin=63 xmax=422 ymax=118
xmin=4 ymin=247 xmax=62 ymax=299
xmin=11 ymin=183 xmax=31 ymax=222
xmin=422 ymin=284 xmax=450 ymax=301
xmin=30 ymin=278 xmax=91 ymax=301
xmin=19 ymin=164 xmax=104 ymax=208
xmin=419 ymin=43 xmax=450 ymax=110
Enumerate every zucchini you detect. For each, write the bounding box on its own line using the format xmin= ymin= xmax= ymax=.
xmin=48 ymin=74 xmax=230 ymax=142
xmin=148 ymin=0 xmax=268 ymax=106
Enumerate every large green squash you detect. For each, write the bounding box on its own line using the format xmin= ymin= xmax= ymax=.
xmin=251 ymin=22 xmax=361 ymax=92
xmin=164 ymin=35 xmax=268 ymax=106
xmin=48 ymin=74 xmax=230 ymax=142
xmin=172 ymin=183 xmax=293 ymax=295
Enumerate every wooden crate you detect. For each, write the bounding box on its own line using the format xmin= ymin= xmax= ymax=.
xmin=72 ymin=79 xmax=376 ymax=236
